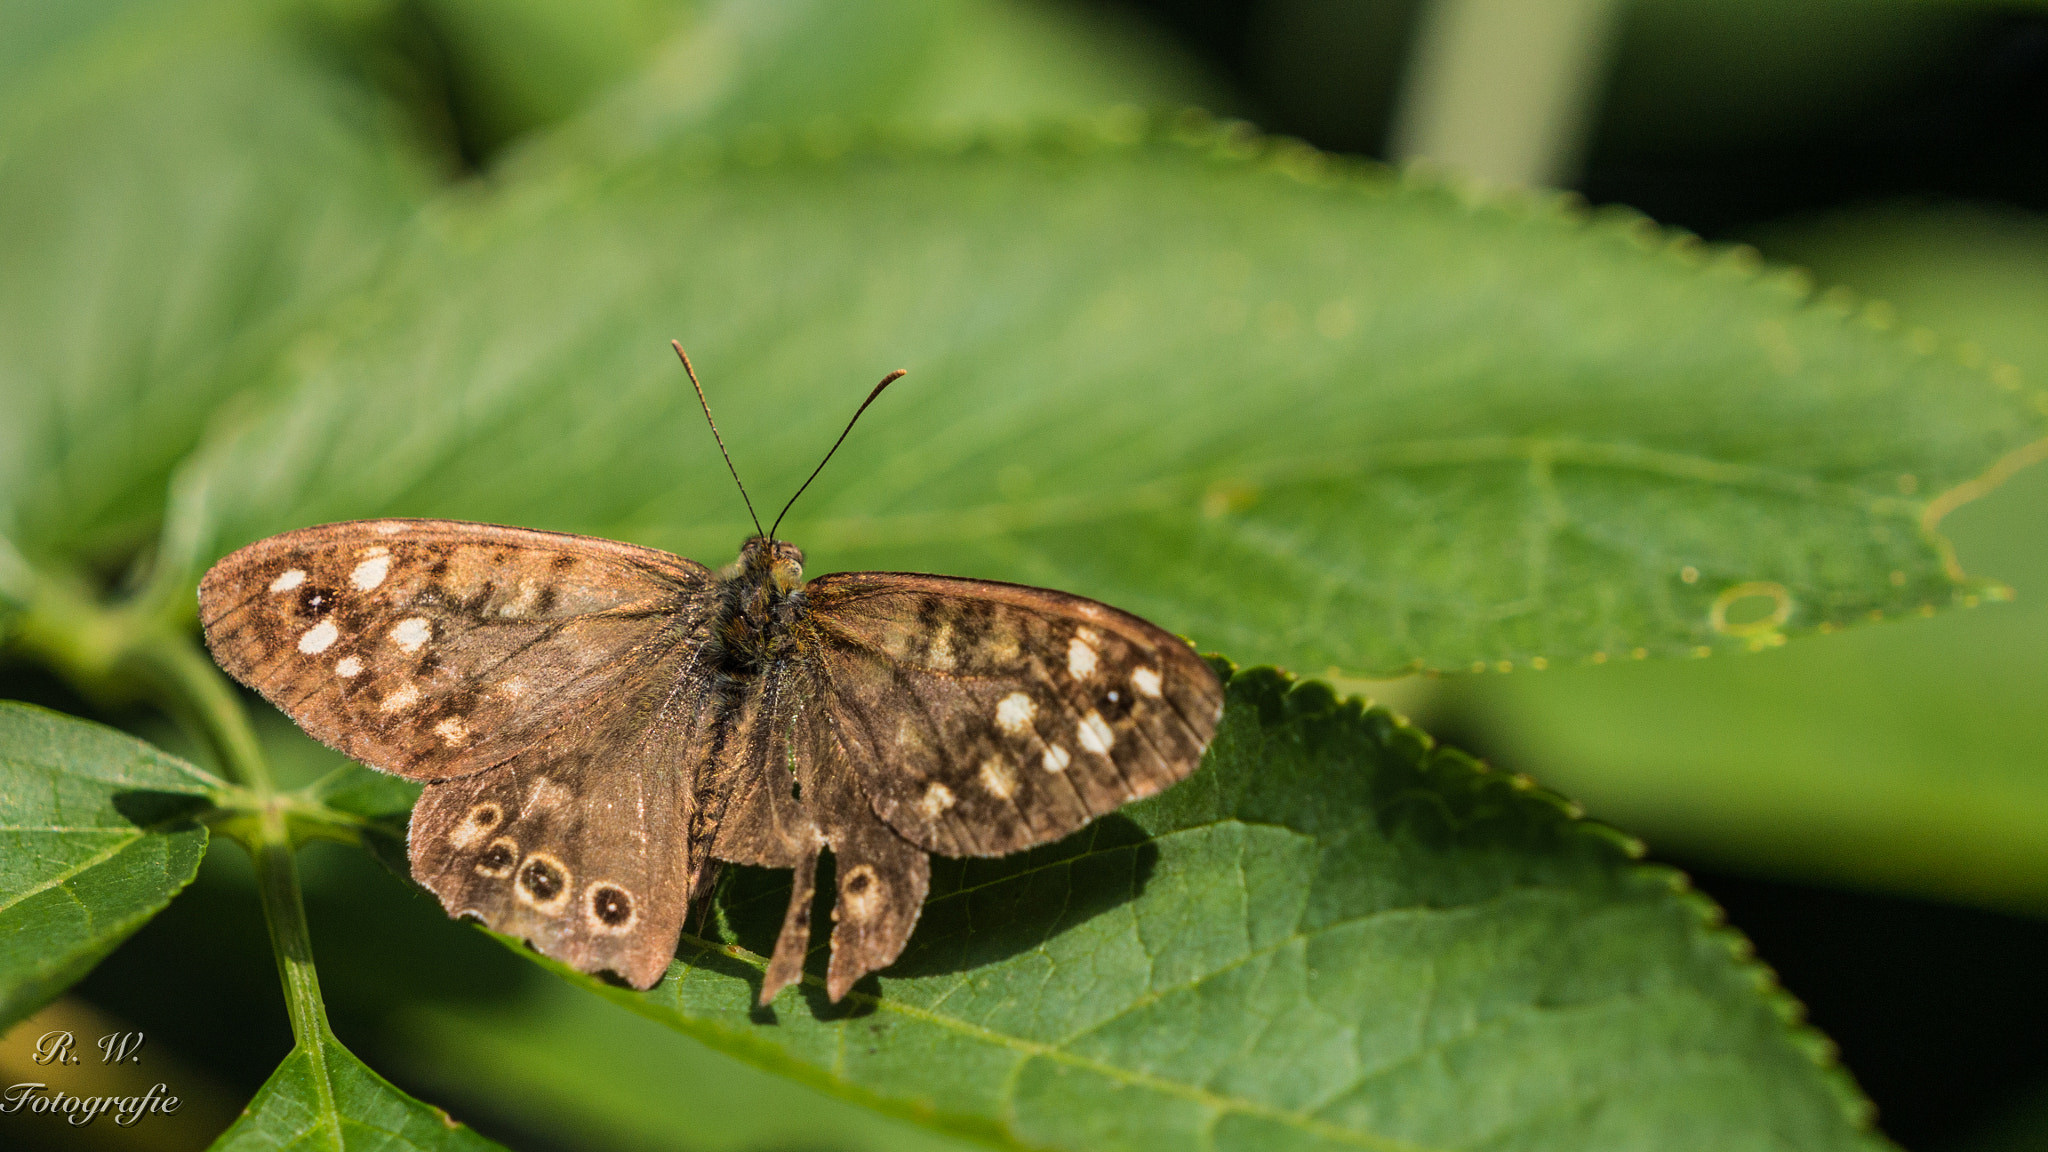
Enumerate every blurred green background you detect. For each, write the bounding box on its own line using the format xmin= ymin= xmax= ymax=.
xmin=3 ymin=1 xmax=2046 ymax=1150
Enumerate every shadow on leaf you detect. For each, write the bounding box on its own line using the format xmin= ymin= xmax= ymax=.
xmin=111 ymin=788 xmax=216 ymax=829
xmin=711 ymin=814 xmax=1157 ymax=1011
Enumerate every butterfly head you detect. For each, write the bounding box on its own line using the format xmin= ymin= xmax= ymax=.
xmin=728 ymin=535 xmax=805 ymax=592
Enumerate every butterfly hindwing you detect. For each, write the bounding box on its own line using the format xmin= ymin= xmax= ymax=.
xmin=405 ymin=620 xmax=746 ymax=990
xmin=199 ymin=519 xmax=713 ymax=780
xmin=801 ymin=573 xmax=1224 ymax=859
xmin=409 ymin=730 xmax=694 ymax=990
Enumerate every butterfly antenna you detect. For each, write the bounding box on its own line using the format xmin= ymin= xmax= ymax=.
xmin=673 ymin=341 xmax=766 ymax=539
xmin=768 ymin=367 xmax=907 ymax=541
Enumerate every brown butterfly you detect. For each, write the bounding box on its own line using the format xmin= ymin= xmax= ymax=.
xmin=198 ymin=345 xmax=1222 ymax=1003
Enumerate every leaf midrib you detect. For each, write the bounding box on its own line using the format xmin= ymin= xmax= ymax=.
xmin=768 ymin=435 xmax=1923 ymax=553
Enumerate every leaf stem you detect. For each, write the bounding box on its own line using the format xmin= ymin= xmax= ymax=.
xmin=130 ymin=630 xmax=274 ymax=793
xmin=249 ymin=803 xmax=345 ymax=1149
xmin=14 ymin=566 xmax=272 ymax=791
xmin=12 ymin=545 xmax=353 ymax=1143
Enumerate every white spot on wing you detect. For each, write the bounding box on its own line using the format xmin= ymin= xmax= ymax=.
xmin=334 ymin=655 xmax=363 ymax=678
xmin=380 ymin=683 xmax=421 ymax=713
xmin=1042 ymin=744 xmax=1071 ymax=773
xmin=995 ymin=691 xmax=1036 ymax=734
xmin=1078 ymin=710 xmax=1115 ymax=755
xmin=895 ymin=717 xmax=924 ymax=750
xmin=1067 ymin=635 xmax=1099 ymax=679
xmin=450 ymin=804 xmax=500 ymax=849
xmin=298 ymin=620 xmax=339 ymax=654
xmin=1132 ymin=667 xmax=1162 ymax=697
xmin=271 ymin=569 xmax=306 ymax=593
xmin=434 ymin=717 xmax=470 ymax=746
xmin=350 ymin=553 xmax=392 ymax=591
xmin=390 ymin=617 xmax=431 ymax=653
xmin=373 ymin=521 xmax=406 ymax=535
xmin=526 ymin=778 xmax=572 ymax=812
xmin=918 ymin=781 xmax=956 ymax=818
xmin=978 ymin=757 xmax=1017 ymax=799
xmin=927 ymin=623 xmax=956 ymax=671
xmin=840 ymin=864 xmax=883 ymax=922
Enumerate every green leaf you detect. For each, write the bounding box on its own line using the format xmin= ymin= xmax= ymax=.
xmin=397 ymin=979 xmax=988 ymax=1152
xmin=1440 ymin=595 xmax=2048 ymax=909
xmin=179 ymin=123 xmax=2042 ymax=675
xmin=519 ymin=0 xmax=966 ymax=167
xmin=886 ymin=0 xmax=1232 ymax=124
xmin=0 ymin=701 xmax=221 ymax=1029
xmin=495 ymin=664 xmax=1882 ymax=1152
xmin=0 ymin=0 xmax=163 ymax=97
xmin=412 ymin=0 xmax=700 ymax=155
xmin=0 ymin=0 xmax=434 ymax=568
xmin=1441 ymin=202 xmax=2048 ymax=908
xmin=513 ymin=0 xmax=1221 ymax=171
xmin=305 ymin=762 xmax=419 ymax=874
xmin=211 ymin=1029 xmax=506 ymax=1152
xmin=1750 ymin=202 xmax=2048 ymax=376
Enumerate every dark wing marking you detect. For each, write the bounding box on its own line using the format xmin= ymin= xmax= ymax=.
xmin=199 ymin=518 xmax=713 ymax=781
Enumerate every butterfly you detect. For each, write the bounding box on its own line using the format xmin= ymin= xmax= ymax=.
xmin=197 ymin=345 xmax=1223 ymax=1003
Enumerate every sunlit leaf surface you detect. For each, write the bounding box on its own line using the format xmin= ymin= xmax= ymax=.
xmin=0 ymin=702 xmax=219 ymax=1029
xmin=498 ymin=665 xmax=1887 ymax=1152
xmin=177 ymin=122 xmax=2042 ymax=677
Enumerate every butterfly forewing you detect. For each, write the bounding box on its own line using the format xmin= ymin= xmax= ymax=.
xmin=801 ymin=573 xmax=1224 ymax=859
xmin=199 ymin=519 xmax=713 ymax=780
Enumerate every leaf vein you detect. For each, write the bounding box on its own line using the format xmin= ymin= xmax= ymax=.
xmin=0 ymin=828 xmax=147 ymax=914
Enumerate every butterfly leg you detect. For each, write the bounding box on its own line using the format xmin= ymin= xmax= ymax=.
xmin=760 ymin=841 xmax=820 ymax=1004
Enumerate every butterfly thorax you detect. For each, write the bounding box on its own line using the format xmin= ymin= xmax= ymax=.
xmin=712 ymin=536 xmax=807 ymax=673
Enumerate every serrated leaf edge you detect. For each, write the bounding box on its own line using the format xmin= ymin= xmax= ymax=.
xmin=469 ymin=661 xmax=1877 ymax=1151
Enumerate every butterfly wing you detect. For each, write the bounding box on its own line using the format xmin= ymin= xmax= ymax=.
xmin=801 ymin=573 xmax=1224 ymax=858
xmin=406 ymin=646 xmax=732 ymax=990
xmin=199 ymin=519 xmax=714 ymax=781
